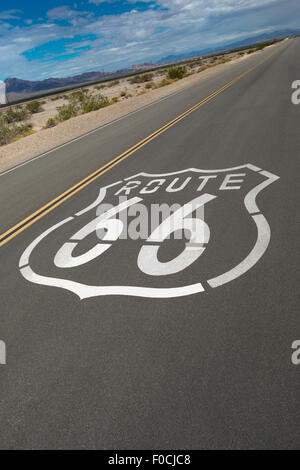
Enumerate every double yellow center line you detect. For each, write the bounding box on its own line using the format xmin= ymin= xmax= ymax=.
xmin=0 ymin=42 xmax=286 ymax=248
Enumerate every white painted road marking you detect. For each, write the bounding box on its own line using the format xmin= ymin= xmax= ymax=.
xmin=19 ymin=165 xmax=279 ymax=299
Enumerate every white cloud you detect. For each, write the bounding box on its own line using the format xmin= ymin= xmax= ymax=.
xmin=47 ymin=6 xmax=91 ymax=21
xmin=0 ymin=9 xmax=22 ymax=20
xmin=47 ymin=6 xmax=77 ymax=20
xmin=88 ymin=0 xmax=114 ymax=4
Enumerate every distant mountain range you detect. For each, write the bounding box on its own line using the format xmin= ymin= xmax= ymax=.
xmin=4 ymin=29 xmax=299 ymax=101
xmin=5 ymin=63 xmax=155 ymax=100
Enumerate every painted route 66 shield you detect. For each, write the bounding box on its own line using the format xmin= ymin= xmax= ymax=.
xmin=19 ymin=164 xmax=279 ymax=299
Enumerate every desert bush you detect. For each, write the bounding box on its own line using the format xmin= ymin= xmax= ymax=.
xmin=167 ymin=66 xmax=186 ymax=80
xmin=0 ymin=118 xmax=12 ymax=145
xmin=45 ymin=117 xmax=57 ymax=128
xmin=255 ymin=40 xmax=279 ymax=52
xmin=0 ymin=117 xmax=32 ymax=146
xmin=220 ymin=57 xmax=230 ymax=64
xmin=111 ymin=96 xmax=119 ymax=103
xmin=157 ymin=78 xmax=174 ymax=87
xmin=56 ymin=90 xmax=109 ymax=118
xmin=69 ymin=89 xmax=108 ymax=109
xmin=3 ymin=106 xmax=28 ymax=123
xmin=130 ymin=73 xmax=154 ymax=84
xmin=69 ymin=89 xmax=88 ymax=103
xmin=12 ymin=123 xmax=33 ymax=140
xmin=26 ymin=100 xmax=44 ymax=114
xmin=255 ymin=45 xmax=266 ymax=51
xmin=145 ymin=82 xmax=154 ymax=89
xmin=56 ymin=103 xmax=78 ymax=121
xmin=80 ymin=93 xmax=109 ymax=113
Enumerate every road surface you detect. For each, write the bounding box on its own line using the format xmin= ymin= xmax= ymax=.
xmin=0 ymin=38 xmax=299 ymax=449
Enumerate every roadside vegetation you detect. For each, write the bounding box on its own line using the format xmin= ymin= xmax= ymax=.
xmin=45 ymin=117 xmax=57 ymax=128
xmin=167 ymin=66 xmax=187 ymax=80
xmin=0 ymin=115 xmax=33 ymax=146
xmin=3 ymin=106 xmax=29 ymax=123
xmin=129 ymin=73 xmax=154 ymax=84
xmin=157 ymin=77 xmax=174 ymax=88
xmin=0 ymin=102 xmax=43 ymax=145
xmin=56 ymin=103 xmax=78 ymax=122
xmin=26 ymin=100 xmax=44 ymax=114
xmin=246 ymin=38 xmax=284 ymax=55
xmin=46 ymin=89 xmax=110 ymax=126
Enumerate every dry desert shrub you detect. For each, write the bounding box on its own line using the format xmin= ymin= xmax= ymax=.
xmin=0 ymin=116 xmax=33 ymax=146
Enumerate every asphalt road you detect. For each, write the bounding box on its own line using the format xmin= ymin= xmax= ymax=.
xmin=0 ymin=38 xmax=299 ymax=450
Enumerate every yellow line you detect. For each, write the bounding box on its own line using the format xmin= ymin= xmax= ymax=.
xmin=0 ymin=42 xmax=287 ymax=248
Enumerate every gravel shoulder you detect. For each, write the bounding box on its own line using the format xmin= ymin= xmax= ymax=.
xmin=0 ymin=49 xmax=270 ymax=174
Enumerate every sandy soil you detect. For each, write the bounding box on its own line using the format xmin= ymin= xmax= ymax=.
xmin=0 ymin=47 xmax=272 ymax=174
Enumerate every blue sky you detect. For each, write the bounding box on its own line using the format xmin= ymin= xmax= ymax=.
xmin=0 ymin=0 xmax=299 ymax=81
